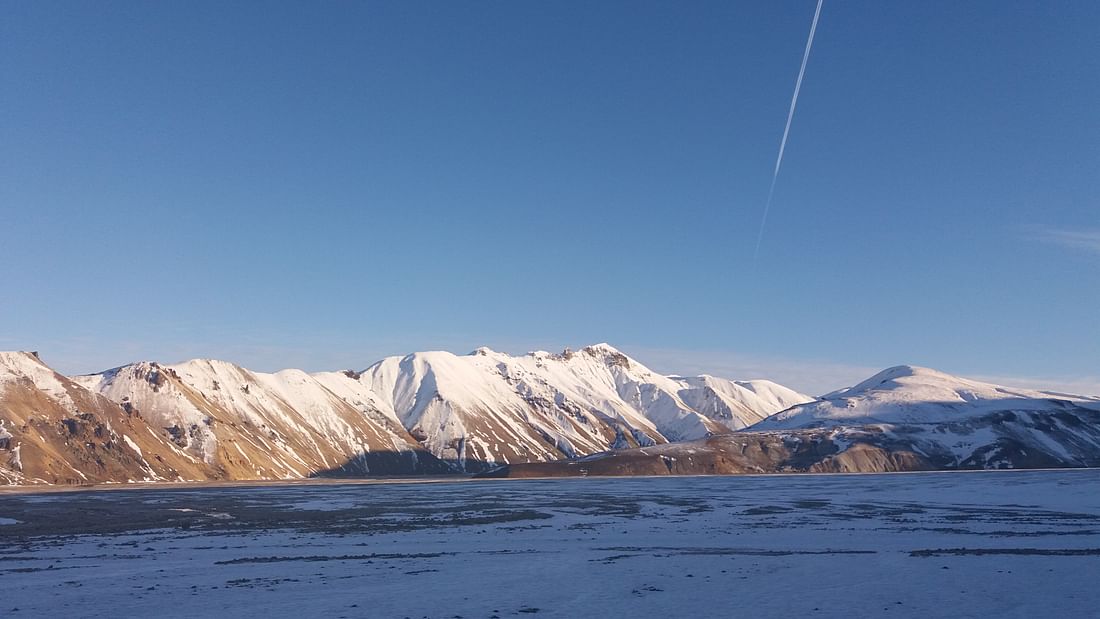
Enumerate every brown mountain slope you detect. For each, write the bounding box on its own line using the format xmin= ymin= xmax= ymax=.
xmin=0 ymin=352 xmax=213 ymax=484
xmin=1 ymin=352 xmax=450 ymax=485
xmin=73 ymin=360 xmax=451 ymax=478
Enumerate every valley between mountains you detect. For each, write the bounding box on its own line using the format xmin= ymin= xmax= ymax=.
xmin=1 ymin=344 xmax=1098 ymax=485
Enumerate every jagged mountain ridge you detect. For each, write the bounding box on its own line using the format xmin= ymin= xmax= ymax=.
xmin=72 ymin=359 xmax=448 ymax=479
xmin=352 ymin=344 xmax=811 ymax=469
xmin=1 ymin=344 xmax=811 ymax=483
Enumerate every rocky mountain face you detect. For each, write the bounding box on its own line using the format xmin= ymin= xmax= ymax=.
xmin=351 ymin=344 xmax=810 ymax=470
xmin=0 ymin=352 xmax=212 ymax=484
xmin=1 ymin=345 xmax=811 ymax=483
xmin=483 ymin=366 xmax=1100 ymax=478
xmin=71 ymin=359 xmax=449 ymax=480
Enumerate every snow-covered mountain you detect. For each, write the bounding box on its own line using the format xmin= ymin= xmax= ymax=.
xmin=485 ymin=365 xmax=1100 ymax=477
xmin=71 ymin=344 xmax=810 ymax=473
xmin=747 ymin=365 xmax=1100 ymax=470
xmin=0 ymin=352 xmax=212 ymax=484
xmin=11 ymin=347 xmax=1097 ymax=485
xmin=72 ymin=359 xmax=448 ymax=479
xmin=755 ymin=365 xmax=1100 ymax=429
xmin=348 ymin=344 xmax=810 ymax=469
xmin=0 ymin=344 xmax=810 ymax=483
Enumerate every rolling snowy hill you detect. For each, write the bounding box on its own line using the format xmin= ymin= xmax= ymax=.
xmin=484 ymin=365 xmax=1100 ymax=477
xmin=755 ymin=365 xmax=1100 ymax=429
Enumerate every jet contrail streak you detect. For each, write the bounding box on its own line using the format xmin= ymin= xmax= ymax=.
xmin=752 ymin=0 xmax=824 ymax=264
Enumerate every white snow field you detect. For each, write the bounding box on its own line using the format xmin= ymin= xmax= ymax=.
xmin=2 ymin=471 xmax=1100 ymax=617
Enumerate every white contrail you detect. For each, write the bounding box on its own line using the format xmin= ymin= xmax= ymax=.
xmin=752 ymin=0 xmax=824 ymax=264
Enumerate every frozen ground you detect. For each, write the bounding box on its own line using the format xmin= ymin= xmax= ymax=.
xmin=2 ymin=471 xmax=1099 ymax=617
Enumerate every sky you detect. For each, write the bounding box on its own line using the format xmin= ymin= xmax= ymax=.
xmin=1 ymin=1 xmax=1097 ymax=395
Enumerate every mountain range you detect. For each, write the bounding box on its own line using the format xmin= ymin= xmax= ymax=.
xmin=1 ymin=345 xmax=1097 ymax=485
xmin=0 ymin=344 xmax=808 ymax=484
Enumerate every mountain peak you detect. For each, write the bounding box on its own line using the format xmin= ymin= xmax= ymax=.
xmin=840 ymin=365 xmax=1001 ymax=400
xmin=582 ymin=342 xmax=622 ymax=354
xmin=0 ymin=351 xmax=57 ymax=387
xmin=0 ymin=351 xmax=46 ymax=369
xmin=850 ymin=364 xmax=944 ymax=389
xmin=175 ymin=358 xmax=241 ymax=370
xmin=580 ymin=343 xmax=633 ymax=369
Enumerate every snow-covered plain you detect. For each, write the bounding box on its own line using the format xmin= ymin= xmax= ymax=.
xmin=2 ymin=471 xmax=1100 ymax=617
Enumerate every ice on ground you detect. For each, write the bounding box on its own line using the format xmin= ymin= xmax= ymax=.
xmin=1 ymin=471 xmax=1099 ymax=617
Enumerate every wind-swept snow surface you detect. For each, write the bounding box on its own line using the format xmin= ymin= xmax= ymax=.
xmin=2 ymin=472 xmax=1099 ymax=617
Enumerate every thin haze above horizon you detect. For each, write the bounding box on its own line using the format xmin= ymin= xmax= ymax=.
xmin=1 ymin=1 xmax=1097 ymax=395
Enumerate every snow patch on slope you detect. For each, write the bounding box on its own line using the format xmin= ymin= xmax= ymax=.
xmin=1 ymin=352 xmax=79 ymax=412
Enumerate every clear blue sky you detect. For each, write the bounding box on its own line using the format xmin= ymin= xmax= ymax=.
xmin=2 ymin=1 xmax=1097 ymax=394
